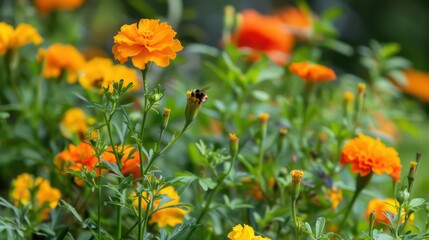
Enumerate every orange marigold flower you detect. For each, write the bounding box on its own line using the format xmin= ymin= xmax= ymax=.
xmin=340 ymin=134 xmax=401 ymax=182
xmin=133 ymin=186 xmax=188 ymax=228
xmin=103 ymin=145 xmax=143 ymax=179
xmin=60 ymin=108 xmax=96 ymax=140
xmin=54 ymin=142 xmax=99 ymax=186
xmin=112 ymin=19 xmax=183 ymax=70
xmin=37 ymin=44 xmax=85 ymax=83
xmin=79 ymin=57 xmax=140 ymax=92
xmin=11 ymin=173 xmax=61 ymax=220
xmin=399 ymin=70 xmax=429 ymax=102
xmin=365 ymin=198 xmax=414 ymax=225
xmin=227 ymin=224 xmax=271 ymax=240
xmin=289 ymin=61 xmax=336 ymax=82
xmin=234 ymin=10 xmax=294 ymax=65
xmin=34 ymin=0 xmax=84 ymax=14
xmin=275 ymin=8 xmax=312 ymax=38
xmin=0 ymin=22 xmax=43 ymax=55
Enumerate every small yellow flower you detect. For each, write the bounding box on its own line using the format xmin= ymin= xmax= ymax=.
xmin=328 ymin=187 xmax=342 ymax=210
xmin=60 ymin=108 xmax=95 ymax=140
xmin=227 ymin=224 xmax=271 ymax=240
xmin=229 ymin=133 xmax=239 ymax=143
xmin=343 ymin=91 xmax=354 ymax=103
xmin=259 ymin=113 xmax=269 ymax=124
xmin=290 ymin=170 xmax=304 ymax=183
xmin=358 ymin=83 xmax=366 ymax=94
xmin=0 ymin=22 xmax=43 ymax=55
xmin=78 ymin=57 xmax=139 ymax=92
xmin=11 ymin=173 xmax=61 ymax=220
xmin=133 ymin=186 xmax=188 ymax=228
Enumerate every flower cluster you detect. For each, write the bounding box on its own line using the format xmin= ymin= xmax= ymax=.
xmin=340 ymin=134 xmax=402 ymax=182
xmin=11 ymin=173 xmax=61 ymax=220
xmin=0 ymin=22 xmax=43 ymax=55
xmin=227 ymin=224 xmax=270 ymax=240
xmin=60 ymin=108 xmax=96 ymax=140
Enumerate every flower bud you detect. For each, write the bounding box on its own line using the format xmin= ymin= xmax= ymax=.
xmin=358 ymin=83 xmax=366 ymax=95
xmin=162 ymin=108 xmax=171 ymax=129
xmin=259 ymin=113 xmax=269 ymax=140
xmin=185 ymin=89 xmax=208 ymax=126
xmin=291 ymin=170 xmax=304 ymax=201
xmin=229 ymin=133 xmax=239 ymax=158
xmin=343 ymin=91 xmax=354 ymax=116
xmin=277 ymin=128 xmax=288 ymax=153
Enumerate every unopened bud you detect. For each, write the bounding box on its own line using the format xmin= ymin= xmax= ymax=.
xmin=185 ymin=89 xmax=208 ymax=126
xmin=162 ymin=108 xmax=171 ymax=129
xmin=229 ymin=133 xmax=239 ymax=158
xmin=358 ymin=83 xmax=366 ymax=95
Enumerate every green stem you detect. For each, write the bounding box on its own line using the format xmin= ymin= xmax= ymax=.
xmin=97 ymin=174 xmax=102 ymax=240
xmin=257 ymin=132 xmax=265 ymax=179
xmin=395 ymin=205 xmax=402 ymax=238
xmin=340 ymin=174 xmax=372 ymax=228
xmin=138 ymin=67 xmax=149 ymax=240
xmin=116 ymin=182 xmax=122 ymax=239
xmin=187 ymin=155 xmax=236 ymax=239
xmin=291 ymin=197 xmax=299 ymax=240
xmin=142 ymin=197 xmax=153 ymax=238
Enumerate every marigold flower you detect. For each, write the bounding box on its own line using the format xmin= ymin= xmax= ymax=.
xmin=60 ymin=108 xmax=96 ymax=140
xmin=103 ymin=145 xmax=143 ymax=179
xmin=34 ymin=0 xmax=84 ymax=14
xmin=0 ymin=22 xmax=43 ymax=55
xmin=399 ymin=70 xmax=429 ymax=102
xmin=290 ymin=62 xmax=336 ymax=82
xmin=133 ymin=186 xmax=188 ymax=228
xmin=275 ymin=8 xmax=312 ymax=38
xmin=79 ymin=57 xmax=139 ymax=92
xmin=233 ymin=10 xmax=294 ymax=65
xmin=11 ymin=173 xmax=61 ymax=220
xmin=340 ymin=134 xmax=401 ymax=182
xmin=37 ymin=44 xmax=85 ymax=83
xmin=227 ymin=224 xmax=270 ymax=240
xmin=328 ymin=187 xmax=342 ymax=210
xmin=112 ymin=19 xmax=183 ymax=70
xmin=290 ymin=170 xmax=304 ymax=183
xmin=54 ymin=142 xmax=99 ymax=186
xmin=365 ymin=198 xmax=414 ymax=225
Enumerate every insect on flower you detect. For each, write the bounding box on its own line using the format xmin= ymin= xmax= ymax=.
xmin=189 ymin=87 xmax=209 ymax=104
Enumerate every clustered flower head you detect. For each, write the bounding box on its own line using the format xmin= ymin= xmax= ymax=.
xmin=54 ymin=142 xmax=98 ymax=186
xmin=79 ymin=57 xmax=140 ymax=92
xmin=37 ymin=44 xmax=86 ymax=83
xmin=112 ymin=19 xmax=183 ymax=70
xmin=290 ymin=169 xmax=304 ymax=184
xmin=33 ymin=0 xmax=84 ymax=14
xmin=0 ymin=22 xmax=43 ymax=55
xmin=103 ymin=145 xmax=143 ymax=179
xmin=365 ymin=198 xmax=414 ymax=225
xmin=233 ymin=10 xmax=294 ymax=65
xmin=328 ymin=187 xmax=343 ymax=210
xmin=11 ymin=173 xmax=61 ymax=220
xmin=289 ymin=61 xmax=336 ymax=82
xmin=60 ymin=108 xmax=96 ymax=140
xmin=227 ymin=224 xmax=271 ymax=240
xmin=133 ymin=185 xmax=188 ymax=228
xmin=340 ymin=133 xmax=402 ymax=182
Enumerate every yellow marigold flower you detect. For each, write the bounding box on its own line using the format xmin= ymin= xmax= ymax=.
xmin=79 ymin=57 xmax=139 ymax=92
xmin=340 ymin=134 xmax=402 ymax=182
xmin=290 ymin=170 xmax=304 ymax=183
xmin=365 ymin=198 xmax=414 ymax=225
xmin=54 ymin=143 xmax=100 ymax=186
xmin=60 ymin=108 xmax=96 ymax=140
xmin=38 ymin=44 xmax=85 ymax=83
xmin=227 ymin=224 xmax=271 ymax=240
xmin=328 ymin=187 xmax=342 ymax=210
xmin=11 ymin=173 xmax=61 ymax=220
xmin=133 ymin=186 xmax=188 ymax=228
xmin=34 ymin=0 xmax=84 ymax=14
xmin=0 ymin=22 xmax=43 ymax=55
xmin=289 ymin=62 xmax=336 ymax=82
xmin=112 ymin=19 xmax=183 ymax=70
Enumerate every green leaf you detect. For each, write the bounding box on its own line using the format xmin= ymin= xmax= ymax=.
xmin=409 ymin=198 xmax=425 ymax=208
xmin=322 ymin=7 xmax=342 ymax=21
xmin=60 ymin=200 xmax=83 ymax=223
xmin=315 ymin=217 xmax=326 ymax=237
xmin=322 ymin=39 xmax=354 ymax=56
xmin=198 ymin=177 xmax=217 ymax=191
xmin=380 ymin=43 xmax=400 ymax=59
xmin=388 ymin=70 xmax=408 ymax=86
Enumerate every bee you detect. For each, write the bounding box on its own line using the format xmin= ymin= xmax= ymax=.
xmin=190 ymin=87 xmax=209 ymax=103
